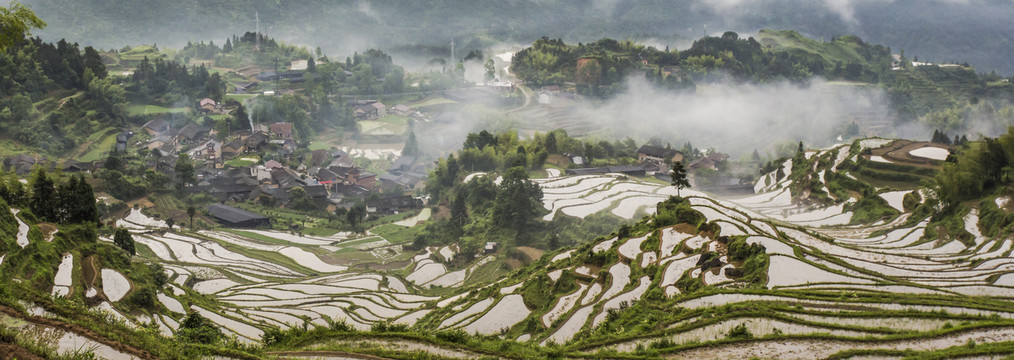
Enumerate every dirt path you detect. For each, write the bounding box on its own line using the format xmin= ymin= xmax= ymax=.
xmin=0 ymin=341 xmax=44 ymax=360
xmin=506 ymin=84 xmax=532 ymax=113
xmin=268 ymin=351 xmax=391 ymax=360
xmin=665 ymin=326 xmax=1014 ymax=359
xmin=516 ymin=246 xmax=545 ymax=261
xmin=55 ymin=91 xmax=84 ymax=112
xmin=0 ymin=305 xmax=158 ymax=360
xmin=82 ymin=256 xmax=98 ymax=290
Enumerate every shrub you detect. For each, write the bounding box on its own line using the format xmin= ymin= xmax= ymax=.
xmin=726 ymin=323 xmax=753 ymax=339
xmin=370 ymin=321 xmax=409 ymax=333
xmin=176 ymin=312 xmax=223 ymax=344
xmin=435 ymin=329 xmax=469 ymax=343
xmin=128 ymin=287 xmax=155 ymax=309
xmin=330 ymin=319 xmax=354 ymax=332
xmin=675 ymin=270 xmax=702 ymax=294
xmin=727 ymin=236 xmax=765 ymax=262
xmin=649 ymin=338 xmax=676 ymax=349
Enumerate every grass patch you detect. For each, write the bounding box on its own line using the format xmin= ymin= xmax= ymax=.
xmin=336 ymin=236 xmax=387 ymax=248
xmin=125 ymin=104 xmax=188 ymax=116
xmin=409 ymin=97 xmax=457 ymax=108
xmin=358 ymin=120 xmax=406 ymax=136
xmin=224 ymin=156 xmax=260 ymax=168
xmin=377 ymin=115 xmax=410 ymax=125
xmin=370 ymin=224 xmax=421 ymax=245
xmin=308 ymin=142 xmax=333 ymax=151
xmin=224 ymin=94 xmax=256 ymax=103
xmin=219 ymin=228 xmax=299 ymax=247
xmin=78 ymin=127 xmax=120 ymax=162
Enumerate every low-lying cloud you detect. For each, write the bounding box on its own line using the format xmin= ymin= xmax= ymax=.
xmin=578 ymin=77 xmax=900 ymax=156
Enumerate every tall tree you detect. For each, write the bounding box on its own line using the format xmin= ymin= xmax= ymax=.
xmin=288 ymin=187 xmax=316 ymax=211
xmin=671 ymin=161 xmax=690 ymax=197
xmin=484 ymin=58 xmax=496 ymax=82
xmin=70 ymin=174 xmax=98 ymax=223
xmin=175 ymin=154 xmax=196 ymax=190
xmin=492 ymin=166 xmax=544 ymax=233
xmin=83 ymin=46 xmax=107 ymax=79
xmin=186 ymin=206 xmax=196 ymax=229
xmin=545 ymin=132 xmax=557 ymax=154
xmin=346 ymin=202 xmax=366 ymax=233
xmin=0 ymin=2 xmax=45 ymax=49
xmin=402 ymin=131 xmax=419 ymax=157
xmin=114 ymin=228 xmax=135 ymax=256
xmin=29 ymin=168 xmax=56 ymax=221
xmin=449 ymin=193 xmax=468 ymax=234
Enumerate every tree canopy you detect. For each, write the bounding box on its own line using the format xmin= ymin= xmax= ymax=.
xmin=671 ymin=161 xmax=690 ymax=197
xmin=0 ymin=1 xmax=44 ymax=49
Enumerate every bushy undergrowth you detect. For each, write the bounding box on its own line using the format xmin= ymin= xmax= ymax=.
xmin=847 ymin=194 xmax=900 ymax=224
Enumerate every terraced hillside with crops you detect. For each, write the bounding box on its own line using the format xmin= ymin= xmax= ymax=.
xmin=8 ymin=138 xmax=1014 ymax=359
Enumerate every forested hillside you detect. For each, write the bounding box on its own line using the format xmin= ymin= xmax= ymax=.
xmin=20 ymin=0 xmax=1014 ymax=74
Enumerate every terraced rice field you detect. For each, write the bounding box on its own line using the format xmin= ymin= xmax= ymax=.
xmin=537 ymin=174 xmax=680 ymax=221
xmin=407 ymin=141 xmax=1014 ymax=358
xmin=37 ymin=139 xmax=1014 ymax=358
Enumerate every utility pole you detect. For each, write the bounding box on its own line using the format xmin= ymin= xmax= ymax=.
xmin=450 ymin=36 xmax=456 ymax=64
xmin=255 ymin=11 xmax=261 ymax=50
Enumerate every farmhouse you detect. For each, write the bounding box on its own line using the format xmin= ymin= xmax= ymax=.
xmin=688 ymin=152 xmax=730 ymax=171
xmin=391 ymin=104 xmax=414 ymax=116
xmin=222 ymin=138 xmax=244 ymax=159
xmin=142 ymin=118 xmax=170 ymax=135
xmin=636 ymin=145 xmax=683 ymax=165
xmin=244 ymin=132 xmax=270 ymax=152
xmin=62 ymin=160 xmax=93 ymax=173
xmin=349 ymin=100 xmax=386 ymax=120
xmin=177 ymin=124 xmax=210 ymax=144
xmin=207 ymin=204 xmax=270 ymax=228
xmin=269 ymin=122 xmax=293 ymax=139
xmin=116 ymin=130 xmax=134 ymax=152
xmin=234 ymin=82 xmax=257 ymax=93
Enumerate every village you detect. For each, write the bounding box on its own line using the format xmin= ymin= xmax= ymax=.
xmin=1 ymin=91 xmax=437 ymax=228
xmin=2 ymin=90 xmax=744 ymax=230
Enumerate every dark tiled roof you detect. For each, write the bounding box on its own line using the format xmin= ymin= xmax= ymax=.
xmin=207 ymin=204 xmax=268 ymax=223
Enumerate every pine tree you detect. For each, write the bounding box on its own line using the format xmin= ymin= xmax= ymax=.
xmin=187 ymin=206 xmax=196 ymax=229
xmin=450 ymin=194 xmax=468 ymax=235
xmin=545 ymin=132 xmax=557 ymax=154
xmin=671 ymin=161 xmax=691 ymax=197
xmin=54 ymin=176 xmax=75 ymax=223
xmin=492 ymin=167 xmax=543 ymax=233
xmin=71 ymin=174 xmax=98 ymax=224
xmin=175 ymin=154 xmax=196 ymax=191
xmin=402 ymin=131 xmax=419 ymax=157
xmin=29 ymin=168 xmax=56 ymax=221
xmin=114 ymin=228 xmax=135 ymax=256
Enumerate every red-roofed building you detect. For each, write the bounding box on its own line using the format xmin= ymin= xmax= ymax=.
xmin=264 ymin=160 xmax=283 ymax=169
xmin=200 ymin=98 xmax=217 ymax=107
xmin=269 ymin=122 xmax=293 ymax=139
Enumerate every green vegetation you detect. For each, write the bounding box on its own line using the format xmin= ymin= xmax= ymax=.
xmin=124 ymin=103 xmax=187 ymax=116
xmin=0 ymin=1 xmax=45 ymax=49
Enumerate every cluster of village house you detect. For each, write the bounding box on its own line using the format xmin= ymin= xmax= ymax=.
xmin=1 ymin=89 xmax=746 ymax=227
xmin=3 ymin=98 xmax=428 ymax=222
xmin=565 ymin=144 xmax=729 ymax=181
